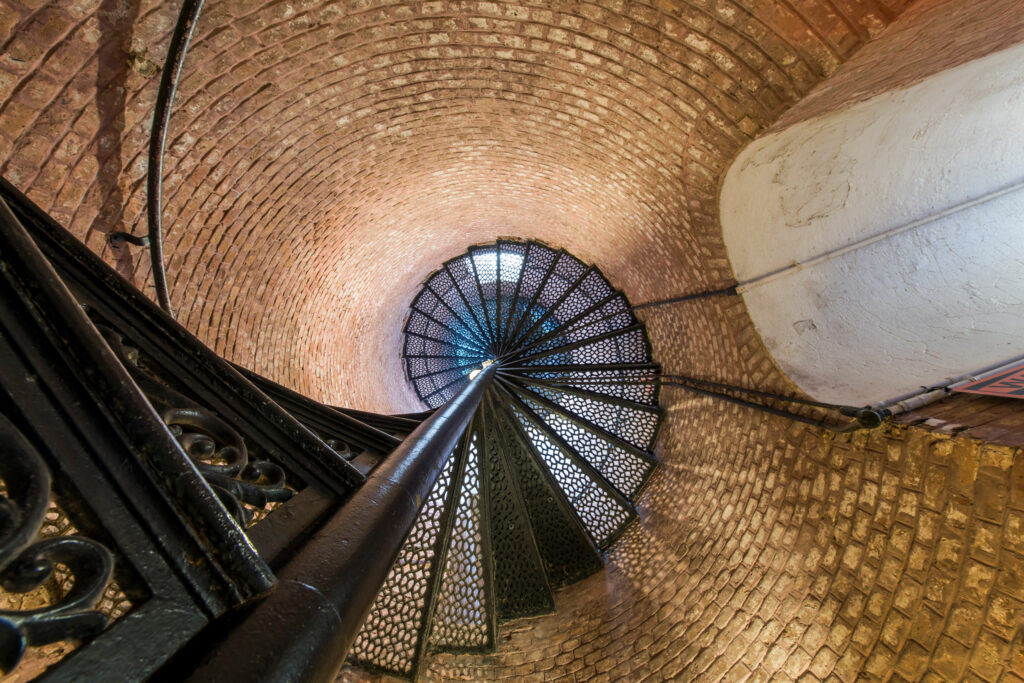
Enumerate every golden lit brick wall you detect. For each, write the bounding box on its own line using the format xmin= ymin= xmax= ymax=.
xmin=396 ymin=405 xmax=1023 ymax=681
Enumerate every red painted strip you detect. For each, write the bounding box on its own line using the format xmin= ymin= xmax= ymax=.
xmin=955 ymin=362 xmax=1024 ymax=399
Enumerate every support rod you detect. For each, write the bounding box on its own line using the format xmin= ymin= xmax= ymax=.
xmin=660 ymin=375 xmax=886 ymax=428
xmin=183 ymin=362 xmax=498 ymax=683
xmin=630 ymin=284 xmax=737 ymax=311
xmin=662 ymin=380 xmax=868 ymax=432
xmin=661 ymin=374 xmax=847 ymax=411
xmin=735 ymin=178 xmax=1024 ymax=294
xmin=147 ymin=0 xmax=206 ymax=317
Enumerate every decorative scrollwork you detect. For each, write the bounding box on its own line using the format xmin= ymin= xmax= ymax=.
xmin=163 ymin=407 xmax=293 ymax=526
xmin=324 ymin=438 xmax=356 ymax=461
xmin=97 ymin=326 xmax=295 ymax=527
xmin=0 ymin=414 xmax=113 ymax=676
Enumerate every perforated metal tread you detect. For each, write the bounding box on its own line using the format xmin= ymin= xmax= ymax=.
xmin=352 ymin=241 xmax=662 ymax=679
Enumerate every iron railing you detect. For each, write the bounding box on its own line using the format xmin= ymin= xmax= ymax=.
xmin=0 ymin=179 xmax=442 ymax=681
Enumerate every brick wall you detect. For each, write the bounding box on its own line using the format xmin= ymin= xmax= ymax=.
xmin=771 ymin=0 xmax=1024 ymax=132
xmin=5 ymin=0 xmax=1023 ymax=680
xmin=1 ymin=0 xmax=901 ymax=411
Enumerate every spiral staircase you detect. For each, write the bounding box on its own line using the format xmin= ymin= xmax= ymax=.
xmin=0 ymin=176 xmax=663 ymax=681
xmin=349 ymin=241 xmax=663 ymax=679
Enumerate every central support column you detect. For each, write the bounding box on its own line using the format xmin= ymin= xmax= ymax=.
xmin=185 ymin=362 xmax=498 ymax=683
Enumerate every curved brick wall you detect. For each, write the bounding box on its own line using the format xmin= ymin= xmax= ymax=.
xmin=4 ymin=0 xmax=1023 ymax=680
xmin=0 ymin=0 xmax=899 ymax=410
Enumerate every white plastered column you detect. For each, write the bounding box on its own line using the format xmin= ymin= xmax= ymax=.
xmin=720 ymin=42 xmax=1024 ymax=406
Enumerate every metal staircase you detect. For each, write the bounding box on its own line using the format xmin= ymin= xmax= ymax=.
xmin=350 ymin=242 xmax=662 ymax=679
xmin=0 ymin=176 xmax=660 ymax=682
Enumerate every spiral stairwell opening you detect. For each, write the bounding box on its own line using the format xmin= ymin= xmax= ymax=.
xmin=348 ymin=240 xmax=663 ymax=679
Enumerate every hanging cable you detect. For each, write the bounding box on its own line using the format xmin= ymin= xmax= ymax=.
xmin=147 ymin=0 xmax=206 ymax=317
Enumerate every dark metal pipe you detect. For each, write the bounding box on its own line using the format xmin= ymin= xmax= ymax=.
xmin=506 ymin=265 xmax=595 ymax=351
xmin=502 ymin=362 xmax=659 ymax=373
xmin=630 ymin=284 xmax=738 ymax=311
xmin=661 ymin=374 xmax=840 ymax=410
xmin=508 ymin=323 xmax=644 ymax=366
xmin=499 ymin=291 xmax=621 ymax=362
xmin=147 ymin=0 xmax=206 ymax=317
xmin=660 ymin=374 xmax=886 ymax=428
xmin=661 ymin=380 xmax=872 ymax=432
xmin=871 ymin=352 xmax=1024 ymax=412
xmin=184 ymin=362 xmax=498 ymax=683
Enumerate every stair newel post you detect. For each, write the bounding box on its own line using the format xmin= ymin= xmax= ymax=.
xmin=182 ymin=363 xmax=499 ymax=683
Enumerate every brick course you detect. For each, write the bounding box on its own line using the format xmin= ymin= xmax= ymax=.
xmin=3 ymin=0 xmax=1022 ymax=680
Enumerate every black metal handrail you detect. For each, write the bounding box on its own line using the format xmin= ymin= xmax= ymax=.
xmin=2 ymin=177 xmax=415 ymax=680
xmin=183 ymin=363 xmax=498 ymax=682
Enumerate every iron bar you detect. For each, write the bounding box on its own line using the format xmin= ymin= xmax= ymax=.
xmin=2 ymin=179 xmax=365 ymax=496
xmin=630 ymin=284 xmax=738 ymax=311
xmin=442 ymin=262 xmax=489 ymax=346
xmin=330 ymin=407 xmax=425 ymax=434
xmin=406 ymin=422 xmax=471 ymax=677
xmin=512 ymin=373 xmax=661 ymax=416
xmin=475 ymin=409 xmax=499 ymax=652
xmin=502 ymin=292 xmax=626 ymax=361
xmin=467 ymin=249 xmax=497 ymax=347
xmin=505 ymin=371 xmax=658 ymax=386
xmin=499 ymin=242 xmax=532 ymax=351
xmin=661 ymin=380 xmax=868 ymax=432
xmin=404 ymin=353 xmax=489 ymax=361
xmin=147 ymin=0 xmax=206 ymax=317
xmin=661 ymin=374 xmax=846 ymax=410
xmin=184 ymin=363 xmax=498 ymax=683
xmin=389 ymin=409 xmax=437 ymax=420
xmin=504 ymin=377 xmax=656 ymax=463
xmin=736 ymin=177 xmax=1024 ymax=295
xmin=412 ymin=358 xmax=484 ymax=384
xmin=494 ymin=247 xmax=503 ymax=345
xmin=410 ymin=304 xmax=488 ymax=349
xmin=424 ymin=282 xmax=492 ymax=349
xmin=659 ymin=374 xmax=886 ymax=427
xmin=411 ymin=304 xmax=488 ymax=353
xmin=498 ymin=385 xmax=637 ymax=550
xmin=403 ymin=329 xmax=487 ymax=357
xmin=502 ymin=362 xmax=659 ymax=373
xmin=236 ymin=365 xmax=403 ymax=454
xmin=480 ymin=393 xmax=555 ymax=617
xmin=0 ymin=195 xmax=277 ymax=603
xmin=488 ymin=390 xmax=605 ymax=579
xmin=497 ymin=378 xmax=636 ymax=514
xmin=419 ymin=367 xmax=479 ymax=403
xmin=870 ymin=352 xmax=1024 ymax=414
xmin=491 ymin=383 xmax=622 ymax=549
xmin=107 ymin=231 xmax=150 ymax=247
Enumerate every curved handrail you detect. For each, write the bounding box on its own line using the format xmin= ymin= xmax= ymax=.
xmin=147 ymin=0 xmax=206 ymax=316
